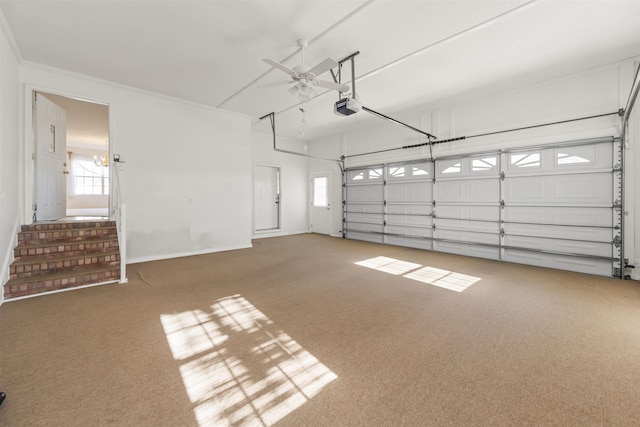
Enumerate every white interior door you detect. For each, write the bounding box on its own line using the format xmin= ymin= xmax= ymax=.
xmin=310 ymin=173 xmax=331 ymax=235
xmin=254 ymin=165 xmax=280 ymax=231
xmin=35 ymin=93 xmax=67 ymax=221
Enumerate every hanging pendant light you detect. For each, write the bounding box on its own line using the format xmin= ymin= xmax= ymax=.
xmin=94 ymin=140 xmax=109 ymax=167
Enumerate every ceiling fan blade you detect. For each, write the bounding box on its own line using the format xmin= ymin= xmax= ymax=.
xmin=312 ymin=79 xmax=350 ymax=92
xmin=307 ymin=58 xmax=338 ymax=77
xmin=263 ymin=58 xmax=298 ymax=77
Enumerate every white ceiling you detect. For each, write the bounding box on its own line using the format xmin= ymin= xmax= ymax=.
xmin=2 ymin=0 xmax=639 ymax=142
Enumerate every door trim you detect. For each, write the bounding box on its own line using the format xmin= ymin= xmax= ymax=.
xmin=253 ymin=163 xmax=281 ymax=233
xmin=23 ymin=85 xmax=112 ymax=224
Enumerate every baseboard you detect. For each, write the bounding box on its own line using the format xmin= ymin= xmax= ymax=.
xmin=127 ymin=242 xmax=253 ymax=265
xmin=252 ymin=230 xmax=309 ymax=239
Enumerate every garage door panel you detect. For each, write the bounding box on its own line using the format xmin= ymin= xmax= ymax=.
xmin=503 ymin=249 xmax=611 ymax=276
xmin=436 ymin=179 xmax=498 ymax=203
xmin=505 ymin=174 xmax=612 ymax=205
xmin=503 ymin=206 xmax=612 ymax=227
xmin=437 ymin=219 xmax=498 ymax=233
xmin=386 ymin=225 xmax=432 ymax=250
xmin=346 ymin=222 xmax=384 ymax=243
xmin=346 ymin=185 xmax=384 ymax=203
xmin=437 ymin=205 xmax=499 ymax=222
xmin=386 ymin=204 xmax=432 ymax=227
xmin=503 ymin=235 xmax=612 ymax=258
xmin=504 ymin=223 xmax=611 ymax=242
xmin=387 ymin=181 xmax=432 ymax=203
xmin=435 ymin=229 xmax=500 ymax=260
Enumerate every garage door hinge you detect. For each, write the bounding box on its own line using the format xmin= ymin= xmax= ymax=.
xmin=500 ymin=228 xmax=505 ymax=238
xmin=613 ymin=163 xmax=622 ymax=172
xmin=432 ymin=223 xmax=436 ymax=230
xmin=500 ymin=171 xmax=505 ymax=181
xmin=613 ymin=235 xmax=622 ymax=248
xmin=432 ymin=200 xmax=436 ymax=207
xmin=613 ymin=199 xmax=622 ymax=210
xmin=500 ymin=200 xmax=505 ymax=209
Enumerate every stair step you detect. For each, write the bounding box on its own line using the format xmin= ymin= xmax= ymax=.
xmin=4 ymin=265 xmax=120 ymax=300
xmin=9 ymin=249 xmax=120 ymax=280
xmin=18 ymin=226 xmax=117 ymax=245
xmin=20 ymin=220 xmax=115 ymax=232
xmin=13 ymin=237 xmax=119 ymax=261
xmin=5 ymin=220 xmax=121 ymax=300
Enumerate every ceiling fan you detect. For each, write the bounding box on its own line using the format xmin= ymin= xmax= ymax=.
xmin=263 ymin=39 xmax=350 ymax=102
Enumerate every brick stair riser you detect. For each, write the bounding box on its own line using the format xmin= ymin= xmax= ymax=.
xmin=18 ymin=228 xmax=117 ymax=244
xmin=14 ymin=239 xmax=119 ymax=261
xmin=20 ymin=221 xmax=116 ymax=232
xmin=5 ymin=268 xmax=120 ymax=299
xmin=10 ymin=254 xmax=120 ymax=280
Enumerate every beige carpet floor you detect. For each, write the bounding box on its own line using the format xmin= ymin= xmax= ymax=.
xmin=1 ymin=233 xmax=639 ymax=426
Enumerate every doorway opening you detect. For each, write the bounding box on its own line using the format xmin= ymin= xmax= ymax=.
xmin=33 ymin=91 xmax=110 ymax=221
xmin=254 ymin=165 xmax=281 ymax=232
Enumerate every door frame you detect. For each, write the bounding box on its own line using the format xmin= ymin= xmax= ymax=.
xmin=309 ymin=171 xmax=333 ymax=235
xmin=253 ymin=163 xmax=281 ymax=233
xmin=23 ymin=85 xmax=112 ymax=224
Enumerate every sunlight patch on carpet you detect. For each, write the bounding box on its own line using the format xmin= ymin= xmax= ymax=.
xmin=355 ymin=256 xmax=481 ymax=292
xmin=355 ymin=256 xmax=421 ymax=275
xmin=160 ymin=295 xmax=337 ymax=427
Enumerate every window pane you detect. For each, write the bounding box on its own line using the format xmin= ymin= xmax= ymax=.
xmin=71 ymin=155 xmax=109 ymax=195
xmin=389 ymin=166 xmax=405 ymax=178
xmin=442 ymin=161 xmax=461 ymax=174
xmin=472 ymin=157 xmax=497 ymax=172
xmin=556 ymin=146 xmax=594 ymax=165
xmin=368 ymin=168 xmax=382 ymax=180
xmin=313 ymin=177 xmax=327 ymax=207
xmin=411 ymin=165 xmax=429 ymax=176
xmin=510 ymin=153 xmax=540 ymax=168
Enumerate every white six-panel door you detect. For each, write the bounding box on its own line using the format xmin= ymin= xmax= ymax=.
xmin=35 ymin=93 xmax=68 ymax=221
xmin=344 ymin=137 xmax=620 ymax=277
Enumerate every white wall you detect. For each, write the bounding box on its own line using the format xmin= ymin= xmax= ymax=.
xmin=251 ymin=130 xmax=309 ymax=238
xmin=20 ymin=64 xmax=253 ymax=264
xmin=308 ymin=59 xmax=639 ymax=278
xmin=0 ymin=17 xmax=20 ymax=305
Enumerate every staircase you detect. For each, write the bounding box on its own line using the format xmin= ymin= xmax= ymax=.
xmin=4 ymin=220 xmax=121 ymax=300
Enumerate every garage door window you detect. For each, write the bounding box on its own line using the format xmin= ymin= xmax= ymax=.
xmin=556 ymin=146 xmax=594 ymax=165
xmin=510 ymin=152 xmax=540 ymax=168
xmin=472 ymin=157 xmax=497 ymax=172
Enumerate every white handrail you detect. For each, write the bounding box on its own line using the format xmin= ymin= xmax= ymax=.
xmin=111 ymin=164 xmax=128 ymax=283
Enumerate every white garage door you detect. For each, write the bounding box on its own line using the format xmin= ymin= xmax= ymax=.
xmin=343 ymin=137 xmax=621 ymax=277
xmin=433 ymin=154 xmax=501 ymax=260
xmin=501 ymin=140 xmax=618 ymax=276
xmin=344 ymin=167 xmax=385 ymax=243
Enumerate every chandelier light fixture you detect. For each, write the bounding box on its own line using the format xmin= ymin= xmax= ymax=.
xmin=94 ymin=140 xmax=109 ymax=167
